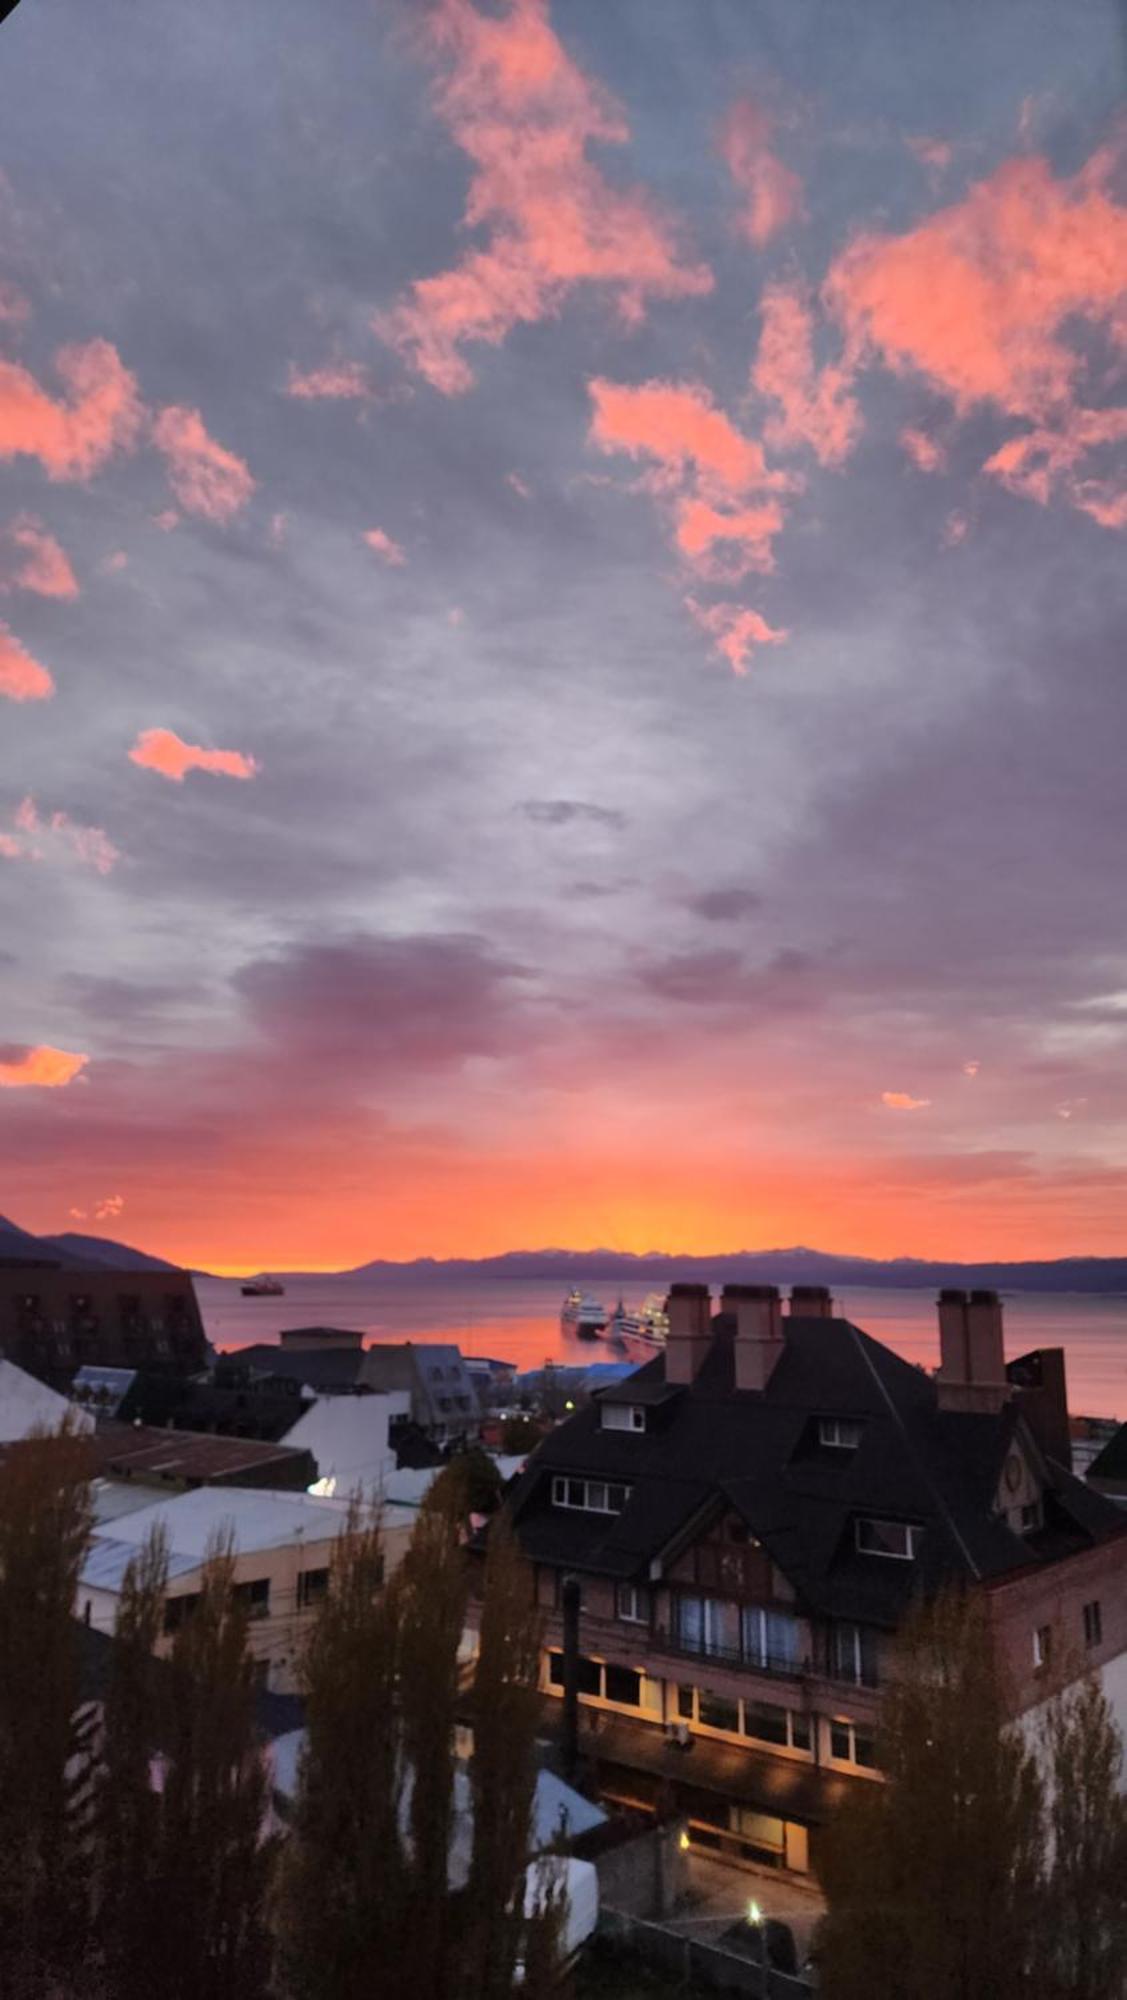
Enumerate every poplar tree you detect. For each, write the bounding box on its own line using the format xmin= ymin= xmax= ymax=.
xmin=818 ymin=1589 xmax=1044 ymax=2000
xmin=460 ymin=1513 xmax=556 ymax=1999
xmin=154 ymin=1535 xmax=273 ymax=2000
xmin=0 ymin=1423 xmax=93 ymax=1998
xmin=94 ymin=1525 xmax=170 ymax=2000
xmin=1039 ymin=1671 xmax=1127 ymax=2000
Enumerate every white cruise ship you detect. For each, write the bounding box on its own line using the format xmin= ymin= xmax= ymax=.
xmin=605 ymin=1292 xmax=669 ymax=1361
xmin=560 ymin=1289 xmax=608 ymax=1341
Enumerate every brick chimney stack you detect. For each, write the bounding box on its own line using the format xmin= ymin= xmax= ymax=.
xmin=664 ymin=1283 xmax=713 ymax=1385
xmin=789 ymin=1285 xmax=834 ymax=1318
xmin=723 ymin=1284 xmax=785 ymax=1392
xmin=936 ymin=1287 xmax=1008 ymax=1412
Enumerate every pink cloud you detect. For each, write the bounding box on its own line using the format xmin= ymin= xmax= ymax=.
xmin=720 ymin=100 xmax=804 ymax=247
xmin=94 ymin=1193 xmax=124 ymax=1220
xmin=286 ymin=361 xmax=374 ymax=401
xmin=128 ymin=728 xmax=258 ymax=784
xmin=0 ymin=795 xmax=119 ymax=874
xmin=0 ymin=1045 xmax=88 ymax=1089
xmin=364 ymin=527 xmax=407 ymax=566
xmin=900 ymin=426 xmax=946 ymax=474
xmin=881 ymin=1091 xmax=931 ymax=1111
xmin=151 ymin=406 xmax=255 ymax=522
xmin=824 ymin=145 xmax=1127 ymax=524
xmin=374 ymin=0 xmax=712 ymax=393
xmin=0 ymin=514 xmax=78 ymax=598
xmin=943 ymin=509 xmax=969 ymax=546
xmin=101 ymin=550 xmax=129 ymax=574
xmin=506 ymin=471 xmax=532 ymax=500
xmin=152 ymin=508 xmax=180 ymax=533
xmin=0 ymin=621 xmax=53 ymax=701
xmin=963 ymin=1060 xmax=980 ymax=1077
xmin=587 ymin=376 xmax=793 ymax=579
xmin=752 ymin=281 xmax=861 ymax=467
xmin=684 ymin=596 xmax=788 ymax=675
xmin=0 ymin=338 xmax=142 ymax=481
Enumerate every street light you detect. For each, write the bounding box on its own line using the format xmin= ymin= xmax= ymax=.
xmin=747 ymin=1899 xmax=767 ymax=2000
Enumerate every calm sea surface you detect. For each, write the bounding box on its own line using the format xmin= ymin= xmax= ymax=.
xmin=194 ymin=1276 xmax=1127 ymax=1421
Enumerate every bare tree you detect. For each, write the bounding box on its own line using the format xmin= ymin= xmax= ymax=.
xmin=1039 ymin=1670 xmax=1127 ymax=2000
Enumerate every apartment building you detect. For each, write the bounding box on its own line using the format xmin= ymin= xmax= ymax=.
xmin=79 ymin=1484 xmax=416 ymax=1692
xmin=504 ymin=1282 xmax=1127 ymax=1877
xmin=0 ymin=1260 xmax=208 ymax=1388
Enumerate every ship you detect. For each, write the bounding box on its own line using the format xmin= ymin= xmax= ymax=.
xmin=607 ymin=1292 xmax=669 ymax=1362
xmin=240 ymin=1275 xmax=285 ymax=1297
xmin=560 ymin=1289 xmax=608 ymax=1341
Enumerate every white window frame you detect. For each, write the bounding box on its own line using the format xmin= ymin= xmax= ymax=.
xmin=617 ymin=1582 xmax=649 ymax=1625
xmin=600 ymin=1403 xmax=647 ymax=1433
xmin=1033 ymin=1624 xmax=1052 ymax=1670
xmin=819 ymin=1417 xmax=862 ymax=1450
xmin=829 ymin=1719 xmax=878 ymax=1769
xmin=855 ymin=1517 xmax=922 ymax=1560
xmin=550 ymin=1474 xmax=631 ymax=1515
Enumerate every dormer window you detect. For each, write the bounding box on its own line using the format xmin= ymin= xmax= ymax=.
xmin=855 ymin=1517 xmax=923 ymax=1560
xmin=819 ymin=1418 xmax=862 ymax=1451
xmin=551 ymin=1475 xmax=631 ymax=1515
xmin=601 ymin=1403 xmax=646 ymax=1433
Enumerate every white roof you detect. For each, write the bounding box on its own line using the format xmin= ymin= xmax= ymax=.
xmin=380 ymin=1464 xmax=442 ymax=1510
xmin=282 ymin=1394 xmax=400 ymax=1489
xmin=82 ymin=1484 xmax=351 ymax=1566
xmin=0 ymin=1359 xmax=94 ymax=1441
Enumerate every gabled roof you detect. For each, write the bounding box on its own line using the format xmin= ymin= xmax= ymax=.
xmin=508 ymin=1312 xmax=1125 ymax=1622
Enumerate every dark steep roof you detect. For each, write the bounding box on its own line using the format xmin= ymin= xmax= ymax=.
xmin=508 ymin=1312 xmax=1125 ymax=1624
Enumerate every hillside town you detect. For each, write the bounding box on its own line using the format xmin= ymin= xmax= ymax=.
xmin=4 ymin=1228 xmax=1127 ymax=1994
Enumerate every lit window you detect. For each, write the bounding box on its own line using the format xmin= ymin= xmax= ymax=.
xmin=855 ymin=1518 xmax=922 ymax=1560
xmin=1033 ymin=1624 xmax=1053 ymax=1671
xmin=818 ymin=1418 xmax=862 ymax=1450
xmin=1083 ymin=1600 xmax=1102 ymax=1648
xmin=544 ymin=1652 xmax=641 ymax=1708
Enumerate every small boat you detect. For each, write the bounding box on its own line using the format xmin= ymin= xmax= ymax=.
xmin=241 ymin=1275 xmax=285 ymax=1297
xmin=613 ymin=1293 xmax=669 ymax=1363
xmin=560 ymin=1289 xmax=607 ymax=1341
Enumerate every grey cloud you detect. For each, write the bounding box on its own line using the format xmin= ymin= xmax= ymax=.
xmin=687 ymin=887 xmax=763 ymax=922
xmin=520 ymin=800 xmax=627 ymax=831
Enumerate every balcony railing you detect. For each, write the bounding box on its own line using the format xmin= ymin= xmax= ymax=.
xmin=649 ymin=1627 xmax=809 ymax=1682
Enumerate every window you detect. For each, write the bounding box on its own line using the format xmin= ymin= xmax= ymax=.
xmin=855 ymin=1518 xmax=922 ymax=1560
xmin=742 ymin=1605 xmax=800 ymax=1671
xmin=617 ymin=1583 xmax=650 ymax=1625
xmin=551 ymin=1475 xmax=630 ymax=1514
xmin=604 ymin=1663 xmax=642 ymax=1708
xmin=698 ymin=1690 xmax=740 ymax=1733
xmin=1033 ymin=1624 xmax=1053 ymax=1671
xmin=601 ymin=1402 xmax=647 ymax=1432
xmin=1020 ymin=1500 xmax=1043 ymax=1534
xmin=830 ymin=1721 xmax=878 ymax=1769
xmin=163 ymin=1592 xmax=201 ymax=1635
xmin=743 ymin=1700 xmax=788 ymax=1746
xmin=677 ymin=1683 xmax=694 ymax=1720
xmin=677 ymin=1595 xmax=739 ymax=1660
xmin=546 ymin=1652 xmax=641 ymax=1707
xmin=819 ymin=1417 xmax=862 ymax=1450
xmin=1083 ymin=1600 xmax=1102 ymax=1648
xmin=297 ymin=1567 xmax=330 ymax=1610
xmin=235 ymin=1577 xmax=271 ymax=1619
xmin=830 ymin=1622 xmax=881 ymax=1688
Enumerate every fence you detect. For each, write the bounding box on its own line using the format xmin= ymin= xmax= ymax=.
xmin=599 ymin=1906 xmax=815 ymax=1998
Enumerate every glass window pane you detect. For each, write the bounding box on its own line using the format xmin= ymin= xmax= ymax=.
xmin=677 ymin=1684 xmax=695 ymax=1720
xmin=766 ymin=1609 xmax=799 ymax=1667
xmin=742 ymin=1605 xmax=765 ymax=1665
xmin=698 ymin=1690 xmax=740 ymax=1733
xmin=679 ymin=1595 xmax=703 ymax=1649
xmin=604 ymin=1664 xmax=641 ymax=1707
xmin=576 ymin=1655 xmax=601 ymax=1696
xmin=744 ymin=1702 xmax=788 ymax=1747
xmin=854 ymin=1732 xmax=878 ymax=1769
xmin=547 ymin=1652 xmax=564 ymax=1688
xmin=790 ymin=1712 xmax=811 ymax=1752
xmin=830 ymin=1723 xmax=851 ymax=1760
xmin=587 ymin=1482 xmax=608 ymax=1512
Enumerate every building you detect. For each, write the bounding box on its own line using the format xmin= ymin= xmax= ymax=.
xmin=279 ymin=1388 xmax=410 ymax=1495
xmin=0 ymin=1356 xmax=94 ymax=1440
xmin=233 ymin=1335 xmax=481 ymax=1446
xmin=84 ymin=1420 xmax=317 ymax=1496
xmin=0 ymin=1259 xmax=208 ymax=1389
xmin=503 ymin=1281 xmax=1127 ymax=1877
xmin=1083 ymin=1422 xmax=1127 ymax=1500
xmin=78 ymin=1484 xmax=417 ymax=1692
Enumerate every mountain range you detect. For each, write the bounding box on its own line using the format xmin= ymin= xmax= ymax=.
xmin=3 ymin=1214 xmax=1127 ymax=1291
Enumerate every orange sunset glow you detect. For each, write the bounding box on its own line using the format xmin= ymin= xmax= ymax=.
xmin=2 ymin=0 xmax=1126 ymax=1275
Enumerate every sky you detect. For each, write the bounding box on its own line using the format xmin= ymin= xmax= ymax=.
xmin=2 ymin=0 xmax=1127 ymax=1272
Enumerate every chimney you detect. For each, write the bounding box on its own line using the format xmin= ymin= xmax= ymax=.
xmin=1006 ymin=1347 xmax=1071 ymax=1466
xmin=936 ymin=1287 xmax=1008 ymax=1413
xmin=789 ymin=1285 xmax=834 ymax=1319
xmin=664 ymin=1284 xmax=712 ymax=1385
xmin=723 ymin=1284 xmax=785 ymax=1393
